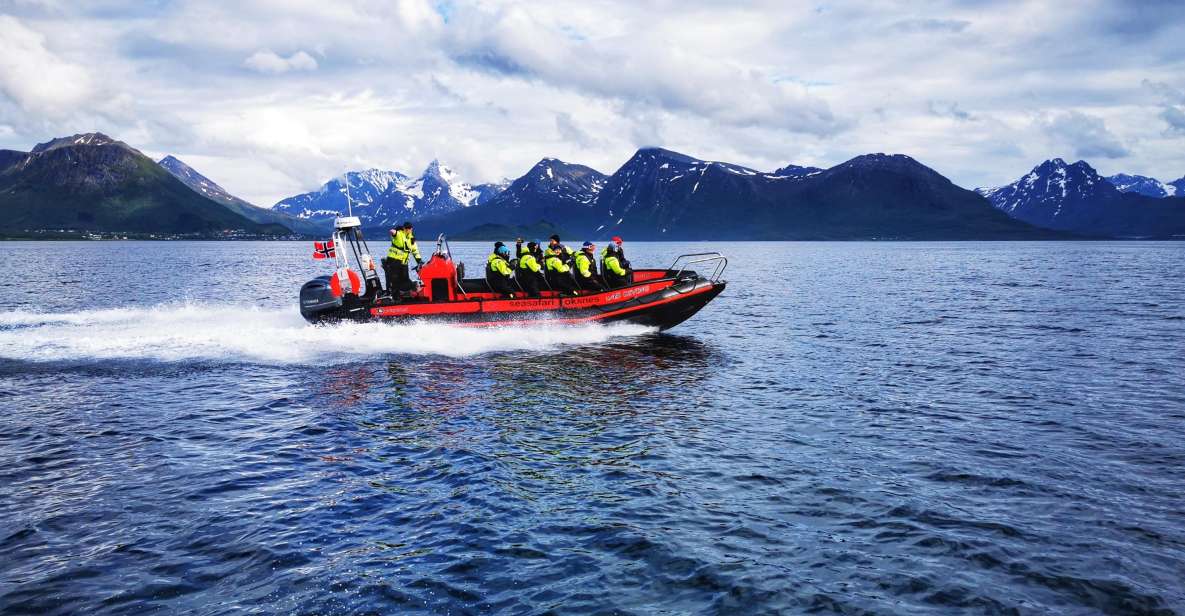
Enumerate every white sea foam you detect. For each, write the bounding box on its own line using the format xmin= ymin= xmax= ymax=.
xmin=0 ymin=302 xmax=654 ymax=364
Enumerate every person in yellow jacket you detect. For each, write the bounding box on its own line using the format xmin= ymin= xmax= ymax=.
xmin=602 ymin=242 xmax=630 ymax=288
xmin=517 ymin=241 xmax=545 ymax=298
xmin=384 ymin=221 xmax=422 ymax=296
xmin=572 ymin=241 xmax=605 ymax=291
xmin=486 ymin=242 xmax=515 ymax=296
xmin=544 ymin=245 xmax=578 ymax=294
xmin=548 ymin=234 xmax=574 ymax=263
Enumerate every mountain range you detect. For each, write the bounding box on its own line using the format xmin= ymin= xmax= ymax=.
xmin=1104 ymin=173 xmax=1183 ymax=198
xmin=271 ymin=161 xmax=506 ymax=229
xmin=416 ymin=149 xmax=1053 ymax=240
xmin=2 ymin=131 xmax=1183 ymax=240
xmin=977 ymin=159 xmax=1185 ymax=238
xmin=0 ymin=133 xmax=286 ymax=237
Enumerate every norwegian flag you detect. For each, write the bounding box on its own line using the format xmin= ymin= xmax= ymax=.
xmin=312 ymin=240 xmax=336 ymax=260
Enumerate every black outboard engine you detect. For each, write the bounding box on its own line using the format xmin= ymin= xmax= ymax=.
xmin=300 ymin=276 xmax=342 ymax=322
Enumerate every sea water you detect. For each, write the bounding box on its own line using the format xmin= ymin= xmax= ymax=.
xmin=1 ymin=241 xmax=1183 ymax=614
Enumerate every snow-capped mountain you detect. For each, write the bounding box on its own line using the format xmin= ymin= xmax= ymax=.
xmin=976 ymin=158 xmax=1113 ymax=222
xmin=271 ymin=161 xmax=505 ymax=228
xmin=403 ymin=160 xmax=506 ymax=218
xmin=978 ymin=159 xmax=1185 ymax=237
xmin=493 ymin=158 xmax=606 ymax=210
xmin=587 ymin=150 xmax=1044 ymax=239
xmin=30 ymin=132 xmax=126 ymax=153
xmin=272 ymin=169 xmax=408 ymax=222
xmin=590 ymin=147 xmax=772 ymax=236
xmin=415 ymin=157 xmax=607 ymax=233
xmin=1106 ymin=173 xmax=1178 ymax=198
xmin=415 ymin=148 xmax=1047 ymax=240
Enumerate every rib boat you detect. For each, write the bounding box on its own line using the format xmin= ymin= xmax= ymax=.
xmin=299 ymin=217 xmax=726 ymax=331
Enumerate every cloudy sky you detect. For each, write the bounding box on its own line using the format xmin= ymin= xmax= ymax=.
xmin=2 ymin=0 xmax=1184 ymax=206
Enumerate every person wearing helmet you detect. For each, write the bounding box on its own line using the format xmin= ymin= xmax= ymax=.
xmin=384 ymin=221 xmax=423 ymax=296
xmin=602 ymin=241 xmax=631 ymax=288
xmin=573 ymin=241 xmax=605 ymax=291
xmin=486 ymin=241 xmax=516 ymax=296
xmin=545 ymin=244 xmax=578 ymax=294
xmin=517 ymin=241 xmax=545 ymax=298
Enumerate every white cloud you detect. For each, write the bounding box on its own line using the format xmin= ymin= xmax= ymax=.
xmin=444 ymin=4 xmax=844 ymax=136
xmin=554 ymin=111 xmax=597 ymax=148
xmin=2 ymin=0 xmax=1185 ymax=201
xmin=1038 ymin=110 xmax=1130 ymax=159
xmin=243 ymin=49 xmax=318 ymax=74
xmin=0 ymin=15 xmax=93 ymax=115
xmin=1161 ymin=106 xmax=1185 ymax=136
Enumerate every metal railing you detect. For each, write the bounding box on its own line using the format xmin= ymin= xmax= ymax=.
xmin=666 ymin=252 xmax=728 ymax=283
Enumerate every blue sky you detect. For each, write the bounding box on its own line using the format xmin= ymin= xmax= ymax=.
xmin=1 ymin=0 xmax=1183 ymax=206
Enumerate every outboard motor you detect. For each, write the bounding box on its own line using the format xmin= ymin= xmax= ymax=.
xmin=300 ymin=275 xmax=342 ymax=322
xmin=300 ymin=215 xmax=383 ymax=323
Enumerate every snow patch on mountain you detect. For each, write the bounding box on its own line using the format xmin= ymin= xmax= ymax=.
xmin=272 ymin=160 xmax=505 ymax=227
xmin=976 ymin=158 xmax=1124 ymax=232
xmin=1106 ymin=173 xmax=1178 ymax=198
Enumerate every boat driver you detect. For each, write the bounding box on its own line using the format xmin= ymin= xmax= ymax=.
xmin=384 ymin=221 xmax=422 ymax=296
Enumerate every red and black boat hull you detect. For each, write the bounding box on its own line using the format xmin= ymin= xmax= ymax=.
xmin=301 ymin=273 xmax=725 ymax=332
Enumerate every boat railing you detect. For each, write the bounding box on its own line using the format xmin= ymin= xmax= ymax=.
xmin=666 ymin=252 xmax=728 ymax=283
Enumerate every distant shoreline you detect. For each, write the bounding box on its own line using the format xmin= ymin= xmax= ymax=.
xmin=5 ymin=235 xmax=1181 ymax=243
xmin=0 ymin=232 xmax=312 ymax=241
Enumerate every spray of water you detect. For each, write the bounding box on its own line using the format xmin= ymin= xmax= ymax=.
xmin=0 ymin=302 xmax=654 ymax=365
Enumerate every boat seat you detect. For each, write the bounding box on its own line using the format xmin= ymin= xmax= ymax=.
xmin=460 ymin=278 xmax=492 ymax=294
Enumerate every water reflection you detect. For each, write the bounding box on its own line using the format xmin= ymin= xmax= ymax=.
xmin=313 ymin=364 xmax=375 ymax=410
xmin=382 ymin=333 xmax=719 ymax=413
xmin=329 ymin=335 xmax=725 ymax=498
xmin=298 ymin=333 xmax=722 ymax=438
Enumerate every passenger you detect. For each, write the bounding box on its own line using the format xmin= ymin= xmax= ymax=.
xmin=486 ymin=242 xmax=515 ymax=296
xmin=603 ymin=242 xmax=631 ymax=288
xmin=548 ymin=234 xmax=574 ymax=262
xmin=545 ymin=245 xmax=579 ymax=294
xmin=515 ymin=237 xmax=529 ymax=258
xmin=573 ymin=241 xmax=605 ymax=291
xmin=384 ymin=221 xmax=423 ymax=295
xmin=609 ymin=235 xmax=630 ymax=269
xmin=517 ymin=241 xmax=545 ymax=298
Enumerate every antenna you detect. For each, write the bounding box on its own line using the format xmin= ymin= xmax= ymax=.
xmin=342 ymin=170 xmax=354 ymax=217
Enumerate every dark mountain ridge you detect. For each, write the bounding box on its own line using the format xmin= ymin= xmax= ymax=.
xmin=413 ymin=158 xmax=606 ymax=237
xmin=158 ymin=155 xmax=322 ymax=235
xmin=1106 ymin=173 xmax=1178 ymax=198
xmin=0 ymin=133 xmax=286 ymax=236
xmin=978 ymin=159 xmax=1185 ymax=238
xmin=8 ymin=130 xmax=1177 ymax=241
xmin=414 ymin=148 xmax=1058 ymax=240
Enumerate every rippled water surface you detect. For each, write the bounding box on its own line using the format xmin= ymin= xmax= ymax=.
xmin=2 ymin=241 xmax=1184 ymax=615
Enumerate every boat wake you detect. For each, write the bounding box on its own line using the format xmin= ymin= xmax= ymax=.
xmin=0 ymin=302 xmax=656 ymax=365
